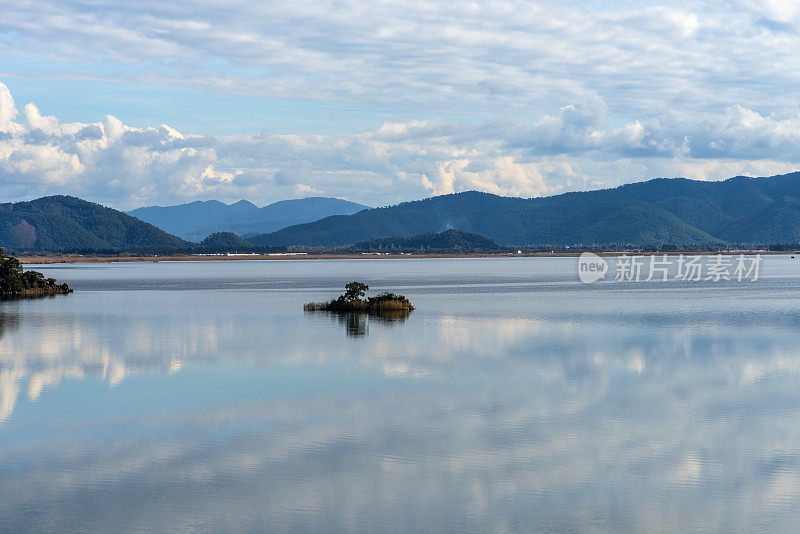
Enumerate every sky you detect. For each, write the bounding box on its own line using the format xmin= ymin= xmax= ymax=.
xmin=1 ymin=0 xmax=799 ymax=209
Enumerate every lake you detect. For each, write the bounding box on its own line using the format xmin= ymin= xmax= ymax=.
xmin=2 ymin=256 xmax=800 ymax=532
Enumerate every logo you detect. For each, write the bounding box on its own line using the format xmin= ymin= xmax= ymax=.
xmin=578 ymin=252 xmax=608 ymax=284
xmin=576 ymin=253 xmax=762 ymax=284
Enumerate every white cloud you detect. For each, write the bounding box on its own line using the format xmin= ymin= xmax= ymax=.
xmin=1 ymin=0 xmax=800 ymax=117
xmin=0 ymin=82 xmax=799 ymax=208
xmin=0 ymin=2 xmax=800 ymax=206
xmin=0 ymin=144 xmax=84 ymax=185
xmin=22 ymin=103 xmax=58 ymax=134
xmin=0 ymin=84 xmax=21 ymax=134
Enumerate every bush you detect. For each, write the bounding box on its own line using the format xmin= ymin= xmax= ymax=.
xmin=304 ymin=283 xmax=413 ymax=313
xmin=0 ymin=247 xmax=72 ymax=296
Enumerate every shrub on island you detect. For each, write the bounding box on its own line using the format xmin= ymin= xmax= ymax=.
xmin=0 ymin=248 xmax=73 ymax=297
xmin=304 ymin=282 xmax=414 ymax=313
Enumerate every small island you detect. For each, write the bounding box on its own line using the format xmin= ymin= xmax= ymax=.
xmin=304 ymin=282 xmax=414 ymax=313
xmin=0 ymin=248 xmax=73 ymax=298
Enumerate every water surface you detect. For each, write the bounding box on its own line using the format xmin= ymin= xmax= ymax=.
xmin=2 ymin=257 xmax=800 ymax=532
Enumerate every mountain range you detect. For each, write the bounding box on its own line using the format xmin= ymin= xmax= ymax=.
xmin=248 ymin=172 xmax=800 ymax=247
xmin=0 ymin=196 xmax=190 ymax=253
xmin=3 ymin=172 xmax=800 ymax=254
xmin=128 ymin=197 xmax=369 ymax=241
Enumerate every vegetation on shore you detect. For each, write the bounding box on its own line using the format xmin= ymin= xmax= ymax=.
xmin=351 ymin=229 xmax=503 ymax=253
xmin=304 ymin=282 xmax=413 ymax=313
xmin=0 ymin=248 xmax=72 ymax=297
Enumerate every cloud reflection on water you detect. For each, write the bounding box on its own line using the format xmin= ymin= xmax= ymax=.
xmin=1 ymin=269 xmax=800 ymax=531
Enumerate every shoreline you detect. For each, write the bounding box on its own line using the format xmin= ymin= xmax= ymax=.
xmin=18 ymin=250 xmax=791 ymax=264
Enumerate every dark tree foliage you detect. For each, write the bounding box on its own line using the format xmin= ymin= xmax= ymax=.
xmin=366 ymin=292 xmax=413 ymax=309
xmin=0 ymin=248 xmax=72 ymax=295
xmin=196 ymin=232 xmax=287 ymax=254
xmin=0 ymin=250 xmax=23 ymax=293
xmin=304 ymin=282 xmax=413 ymax=313
xmin=343 ymin=282 xmax=369 ymax=302
xmin=768 ymin=243 xmax=800 ymax=251
xmin=353 ymin=229 xmax=502 ymax=252
xmin=200 ymin=232 xmax=253 ymax=251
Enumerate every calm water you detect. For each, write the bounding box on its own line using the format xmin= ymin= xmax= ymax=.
xmin=2 ymin=257 xmax=800 ymax=532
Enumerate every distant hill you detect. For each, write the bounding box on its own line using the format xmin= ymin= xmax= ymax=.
xmin=128 ymin=197 xmax=370 ymax=241
xmin=0 ymin=196 xmax=190 ymax=253
xmin=195 ymin=231 xmax=287 ymax=254
xmin=248 ymin=172 xmax=800 ymax=247
xmin=199 ymin=232 xmax=253 ymax=252
xmin=354 ymin=230 xmax=503 ymax=252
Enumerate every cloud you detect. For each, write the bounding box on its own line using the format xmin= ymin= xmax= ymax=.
xmin=2 ymin=2 xmax=800 ymax=207
xmin=2 ymin=1 xmax=800 ymax=119
xmin=0 ymin=82 xmax=799 ymax=208
xmin=0 ymin=84 xmax=21 ymax=133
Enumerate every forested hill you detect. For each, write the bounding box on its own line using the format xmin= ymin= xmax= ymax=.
xmin=5 ymin=172 xmax=800 ymax=252
xmin=354 ymin=230 xmax=503 ymax=252
xmin=129 ymin=197 xmax=369 ymax=241
xmin=0 ymin=196 xmax=191 ymax=253
xmin=248 ymin=172 xmax=800 ymax=247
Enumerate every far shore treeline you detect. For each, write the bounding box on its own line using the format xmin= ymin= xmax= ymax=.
xmin=4 ymin=173 xmax=800 ymax=255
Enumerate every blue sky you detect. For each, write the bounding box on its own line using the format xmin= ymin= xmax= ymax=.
xmin=1 ymin=0 xmax=799 ymax=208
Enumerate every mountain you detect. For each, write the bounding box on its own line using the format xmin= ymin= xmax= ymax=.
xmin=0 ymin=196 xmax=191 ymax=253
xmin=199 ymin=232 xmax=254 ymax=252
xmin=128 ymin=197 xmax=370 ymax=241
xmin=354 ymin=230 xmax=503 ymax=252
xmin=197 ymin=231 xmax=287 ymax=253
xmin=248 ymin=172 xmax=800 ymax=247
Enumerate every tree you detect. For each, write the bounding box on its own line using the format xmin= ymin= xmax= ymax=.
xmin=0 ymin=247 xmax=24 ymax=293
xmin=342 ymin=281 xmax=369 ymax=302
xmin=0 ymin=247 xmax=72 ymax=295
